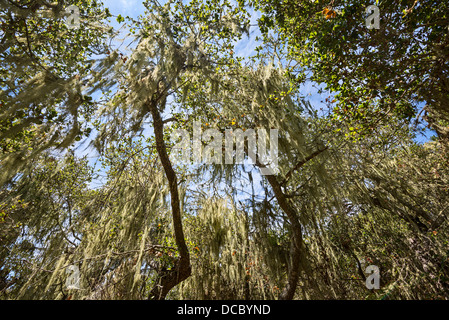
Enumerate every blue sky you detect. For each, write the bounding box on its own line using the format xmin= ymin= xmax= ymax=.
xmin=76 ymin=0 xmax=434 ymax=188
xmin=103 ymin=0 xmax=145 ymax=17
xmin=78 ymin=0 xmax=281 ymax=190
xmin=101 ymin=0 xmax=263 ymax=59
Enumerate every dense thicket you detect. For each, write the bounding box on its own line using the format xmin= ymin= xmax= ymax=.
xmin=1 ymin=0 xmax=448 ymax=300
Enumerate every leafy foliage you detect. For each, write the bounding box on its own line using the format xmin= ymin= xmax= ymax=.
xmin=254 ymin=0 xmax=449 ymax=141
xmin=0 ymin=0 xmax=448 ymax=300
xmin=0 ymin=0 xmax=112 ymax=183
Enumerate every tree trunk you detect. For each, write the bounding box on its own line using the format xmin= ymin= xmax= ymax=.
xmin=255 ymin=147 xmax=327 ymax=299
xmin=147 ymin=100 xmax=191 ymax=300
xmin=264 ymin=174 xmax=305 ymax=300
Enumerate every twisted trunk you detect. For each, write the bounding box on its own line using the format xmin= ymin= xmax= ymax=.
xmin=264 ymin=174 xmax=305 ymax=300
xmin=257 ymin=147 xmax=327 ymax=299
xmin=147 ymin=100 xmax=191 ymax=300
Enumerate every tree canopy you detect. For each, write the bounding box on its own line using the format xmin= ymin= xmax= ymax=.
xmin=255 ymin=0 xmax=449 ymax=142
xmin=0 ymin=0 xmax=448 ymax=300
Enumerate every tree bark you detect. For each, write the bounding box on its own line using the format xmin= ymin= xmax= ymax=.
xmin=264 ymin=174 xmax=305 ymax=300
xmin=147 ymin=100 xmax=191 ymax=300
xmin=255 ymin=147 xmax=326 ymax=299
